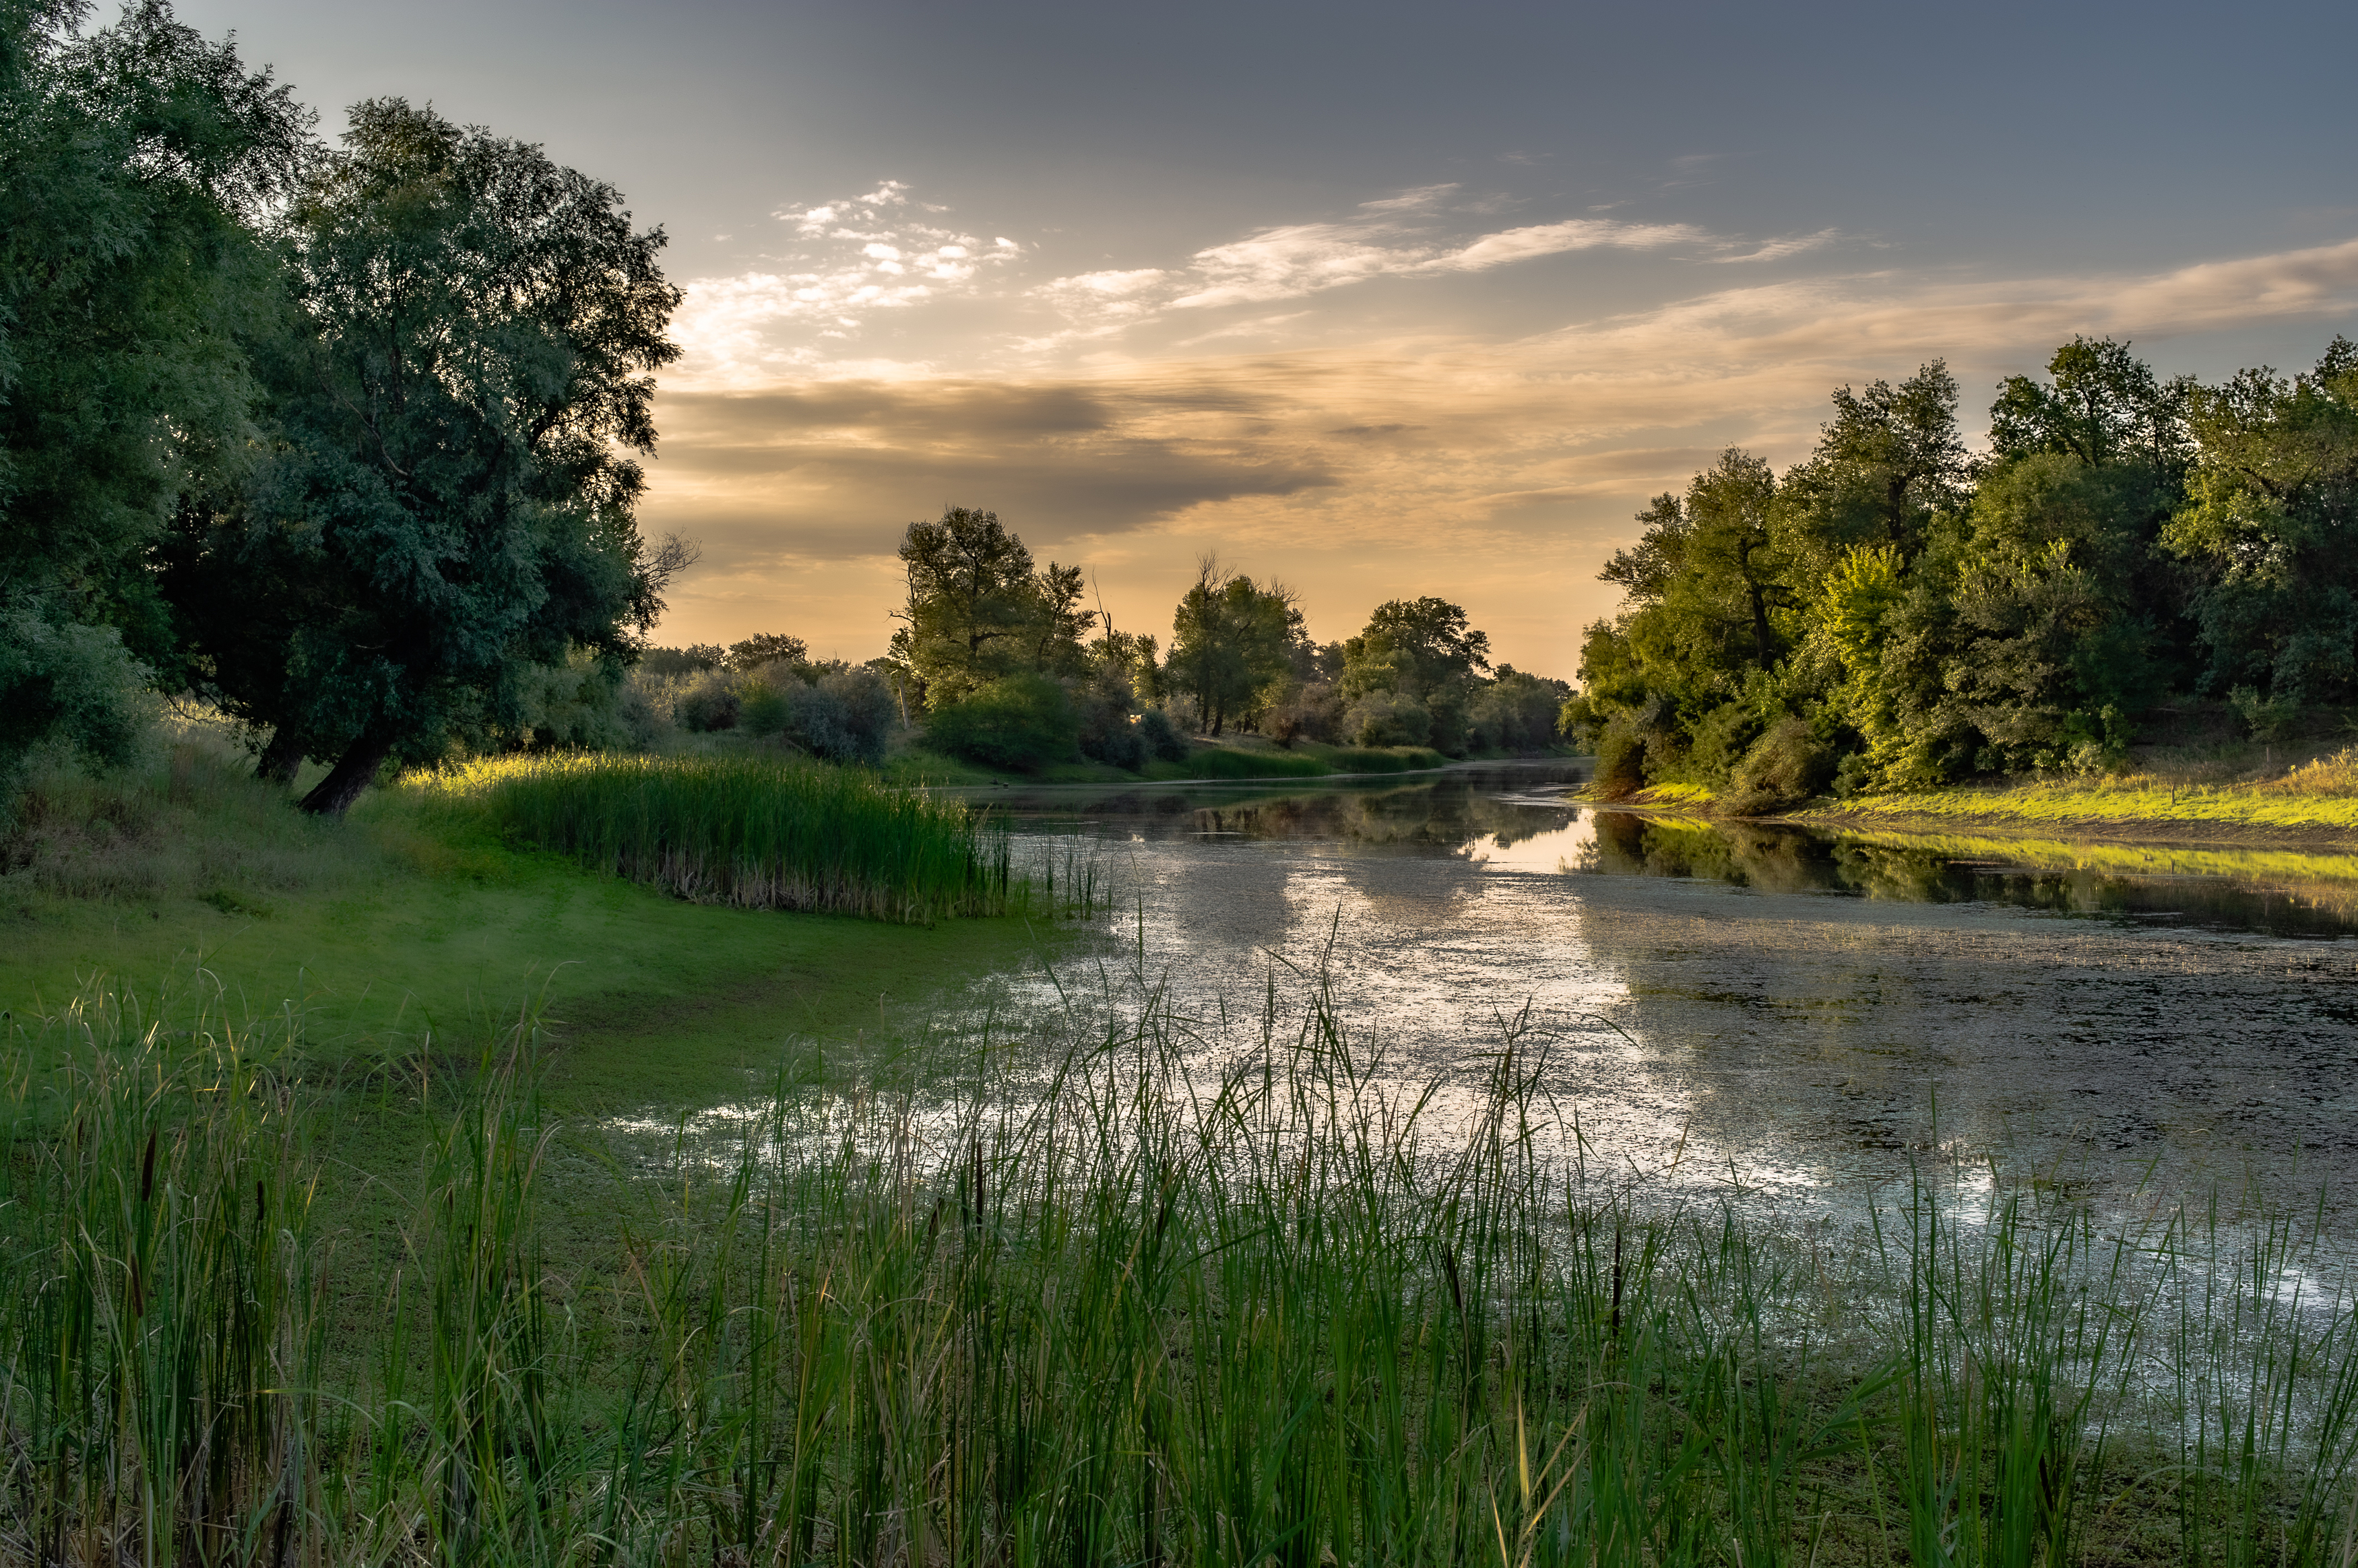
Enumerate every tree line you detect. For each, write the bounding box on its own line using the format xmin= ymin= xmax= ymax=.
xmin=1565 ymin=335 xmax=2358 ymax=809
xmin=644 ymin=506 xmax=1571 ymax=773
xmin=3 ymin=0 xmax=687 ymax=814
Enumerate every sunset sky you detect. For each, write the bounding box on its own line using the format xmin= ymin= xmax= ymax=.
xmin=177 ymin=0 xmax=2358 ymax=675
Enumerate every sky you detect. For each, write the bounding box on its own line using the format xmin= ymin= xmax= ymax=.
xmin=173 ymin=0 xmax=2358 ymax=675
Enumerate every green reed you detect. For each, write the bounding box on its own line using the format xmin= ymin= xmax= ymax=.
xmin=409 ymin=753 xmax=1018 ymax=923
xmin=3 ymin=969 xmax=2357 ymax=1565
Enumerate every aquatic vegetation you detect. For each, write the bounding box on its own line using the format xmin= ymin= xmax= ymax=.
xmin=2 ymin=973 xmax=2355 ymax=1563
xmin=408 ymin=751 xmax=1017 ymax=923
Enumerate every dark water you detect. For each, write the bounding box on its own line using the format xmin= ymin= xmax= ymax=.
xmin=971 ymin=761 xmax=2358 ymax=1218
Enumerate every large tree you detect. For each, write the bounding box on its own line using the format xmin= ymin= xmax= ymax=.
xmin=0 ymin=0 xmax=308 ymax=789
xmin=1168 ymin=558 xmax=1303 ymax=738
xmin=889 ymin=506 xmax=1093 ymax=706
xmin=165 ymin=98 xmax=683 ymax=812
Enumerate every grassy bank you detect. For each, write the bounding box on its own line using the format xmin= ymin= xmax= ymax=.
xmin=1590 ymin=748 xmax=2358 ymax=847
xmin=0 ymin=740 xmax=1065 ymax=1112
xmin=1793 ymin=751 xmax=2358 ymax=843
xmin=3 ymin=969 xmax=2355 ymax=1565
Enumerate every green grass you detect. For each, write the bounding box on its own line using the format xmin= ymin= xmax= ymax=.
xmin=1804 ymin=765 xmax=2358 ymax=839
xmin=4 ymin=969 xmax=2357 ymax=1565
xmin=0 ymin=741 xmax=1065 ymax=1113
xmin=410 ymin=752 xmax=1017 ymax=923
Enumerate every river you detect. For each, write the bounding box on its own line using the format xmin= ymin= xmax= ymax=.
xmin=972 ymin=760 xmax=2358 ymax=1227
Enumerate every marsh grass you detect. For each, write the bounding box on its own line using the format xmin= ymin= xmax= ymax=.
xmin=410 ymin=752 xmax=1019 ymax=924
xmin=2 ymin=969 xmax=2357 ymax=1565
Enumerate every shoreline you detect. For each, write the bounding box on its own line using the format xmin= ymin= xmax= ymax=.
xmin=1581 ymin=781 xmax=2358 ymax=854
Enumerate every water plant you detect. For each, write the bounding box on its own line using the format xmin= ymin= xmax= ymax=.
xmin=2 ymin=967 xmax=2356 ymax=1564
xmin=410 ymin=752 xmax=1017 ymax=923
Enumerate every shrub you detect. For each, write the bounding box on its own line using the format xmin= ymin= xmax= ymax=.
xmin=924 ymin=674 xmax=1080 ymax=771
xmin=1344 ymin=690 xmax=1430 ymax=748
xmin=1265 ymin=682 xmax=1344 ymax=746
xmin=1592 ymin=717 xmax=1649 ymax=799
xmin=1721 ymin=717 xmax=1835 ymax=814
xmin=1075 ymin=670 xmax=1147 ymax=771
xmin=1136 ymin=709 xmax=1190 ymax=763
xmin=676 ymin=669 xmax=741 ymax=733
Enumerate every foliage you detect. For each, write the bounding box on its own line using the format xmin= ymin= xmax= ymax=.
xmin=922 ymin=672 xmax=1081 ymax=772
xmin=1568 ymin=342 xmax=2295 ymax=808
xmin=1343 ymin=688 xmax=1431 ymax=748
xmin=1166 ymin=558 xmax=1304 ymax=738
xmin=889 ymin=507 xmax=1093 ymax=708
xmin=1467 ymin=666 xmax=1572 ymax=752
xmin=741 ymin=662 xmax=898 ymax=765
xmin=412 ymin=751 xmax=1014 ymax=921
xmin=161 ymin=97 xmax=685 ymax=815
xmin=724 ymin=631 xmax=806 ymax=670
xmin=1135 ymin=707 xmax=1190 ymax=763
xmin=1338 ymin=596 xmax=1493 ymax=752
xmin=1264 ymin=680 xmax=1345 ymax=746
xmin=0 ymin=0 xmax=307 ymax=785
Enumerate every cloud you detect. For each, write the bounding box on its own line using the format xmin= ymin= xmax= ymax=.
xmin=648 ymin=193 xmax=2358 ymax=676
xmin=669 ymin=181 xmax=1021 ymax=386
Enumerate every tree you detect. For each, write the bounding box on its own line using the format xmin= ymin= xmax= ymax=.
xmin=726 ymin=632 xmax=806 ymax=671
xmin=0 ymin=0 xmax=309 ymax=791
xmin=2165 ymin=339 xmax=2358 ymax=704
xmin=889 ymin=507 xmax=1093 ymax=706
xmin=1167 ymin=558 xmax=1302 ymax=737
xmin=1339 ymin=596 xmax=1493 ymax=752
xmin=170 ymin=98 xmax=684 ymax=812
xmin=1779 ymin=360 xmax=1967 ymax=561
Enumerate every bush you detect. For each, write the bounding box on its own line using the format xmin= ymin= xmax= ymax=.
xmin=1082 ymin=721 xmax=1147 ymax=771
xmin=1592 ymin=717 xmax=1649 ymax=799
xmin=1264 ymin=682 xmax=1343 ymax=746
xmin=1075 ymin=671 xmax=1147 ymax=771
xmin=1136 ymin=709 xmax=1190 ymax=762
xmin=676 ymin=670 xmax=742 ymax=733
xmin=1343 ymin=690 xmax=1430 ymax=748
xmin=1721 ymin=717 xmax=1835 ymax=814
xmin=924 ymin=674 xmax=1080 ymax=771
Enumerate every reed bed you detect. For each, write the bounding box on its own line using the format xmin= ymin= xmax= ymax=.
xmin=410 ymin=753 xmax=1018 ymax=923
xmin=2 ymin=972 xmax=2357 ymax=1565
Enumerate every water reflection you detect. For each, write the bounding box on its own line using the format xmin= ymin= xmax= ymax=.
xmin=982 ymin=762 xmax=2358 ymax=940
xmin=961 ymin=763 xmax=2358 ymax=1226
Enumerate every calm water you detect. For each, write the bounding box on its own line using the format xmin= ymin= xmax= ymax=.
xmin=970 ymin=761 xmax=2358 ymax=1220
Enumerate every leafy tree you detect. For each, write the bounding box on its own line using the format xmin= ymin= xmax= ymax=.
xmin=1337 ymin=595 xmax=1492 ymax=750
xmin=889 ymin=507 xmax=1093 ymax=706
xmin=2165 ymin=339 xmax=2358 ymax=704
xmin=1 ymin=0 xmax=309 ymax=791
xmin=726 ymin=632 xmax=806 ymax=670
xmin=1781 ymin=360 xmax=1968 ymax=558
xmin=1167 ymin=558 xmax=1303 ymax=737
xmin=168 ymin=98 xmax=684 ymax=812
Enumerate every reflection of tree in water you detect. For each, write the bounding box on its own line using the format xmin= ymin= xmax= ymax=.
xmin=1579 ymin=811 xmax=2358 ymax=937
xmin=1190 ymin=777 xmax=1576 ymax=851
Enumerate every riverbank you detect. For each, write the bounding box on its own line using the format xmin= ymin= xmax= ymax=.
xmin=0 ymin=740 xmax=1066 ymax=1115
xmin=1589 ymin=746 xmax=2358 ymax=849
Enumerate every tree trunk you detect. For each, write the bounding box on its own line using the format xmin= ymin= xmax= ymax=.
xmin=255 ymin=726 xmax=305 ymax=787
xmin=298 ymin=724 xmax=395 ymax=816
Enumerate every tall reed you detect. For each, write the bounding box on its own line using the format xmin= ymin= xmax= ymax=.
xmin=4 ymin=969 xmax=2357 ymax=1564
xmin=408 ymin=753 xmax=1017 ymax=923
